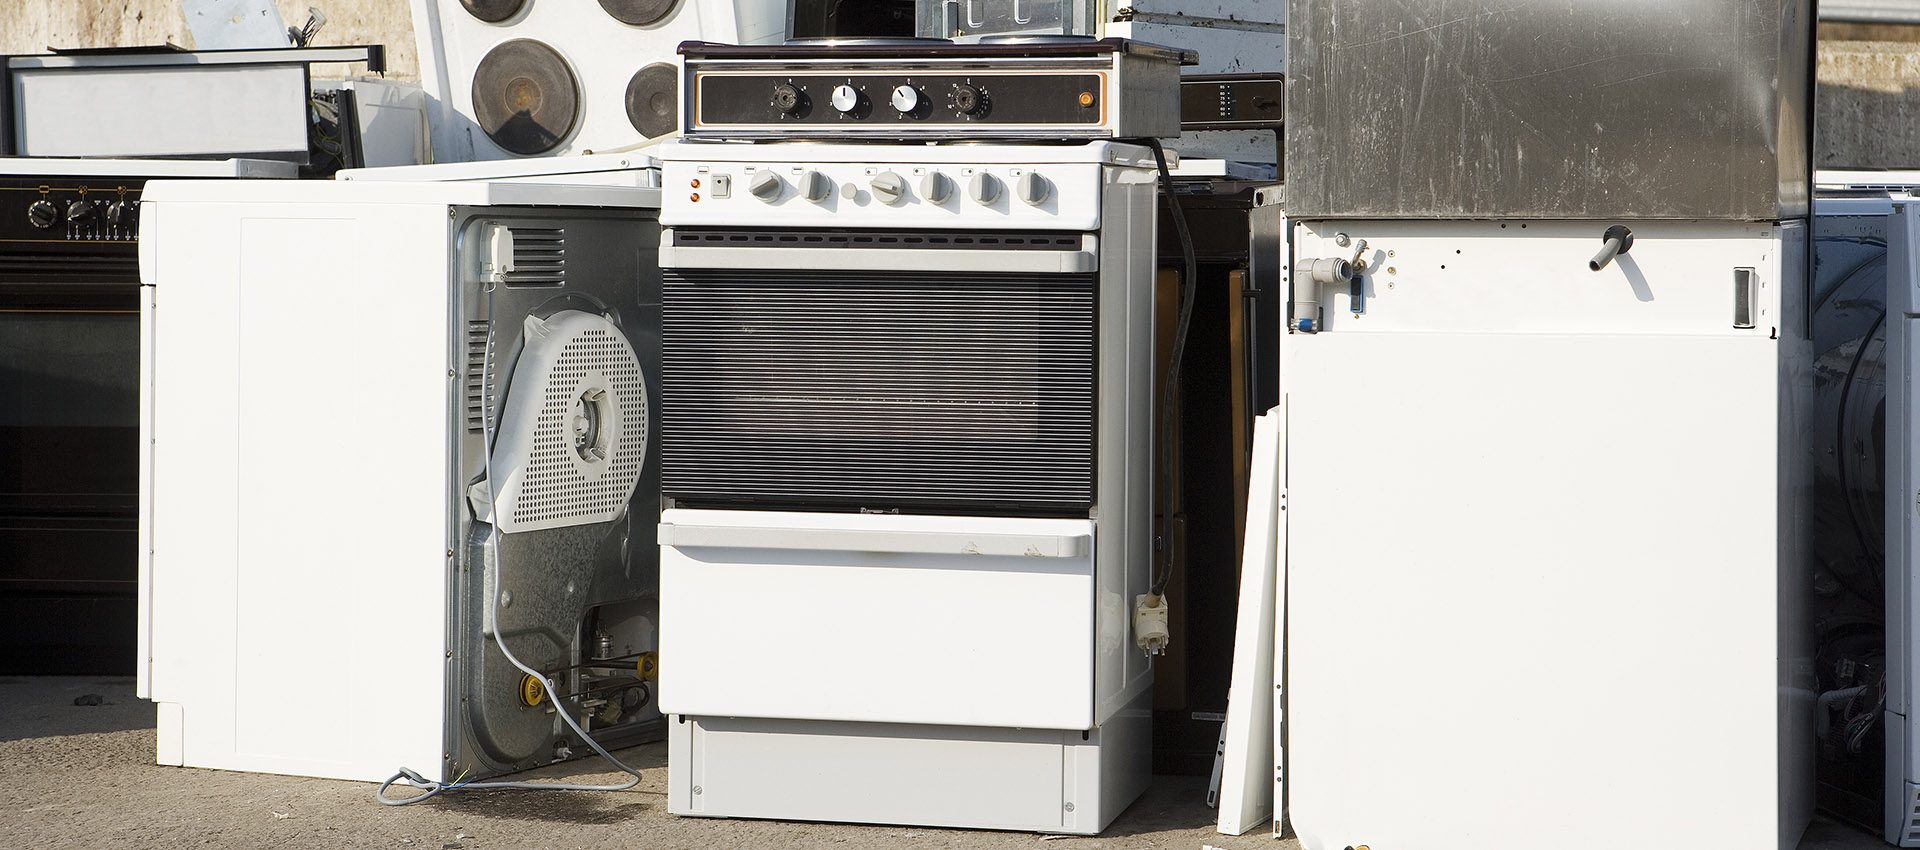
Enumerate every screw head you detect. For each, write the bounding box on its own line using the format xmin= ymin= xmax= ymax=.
xmin=692 ymin=785 xmax=703 ymax=795
xmin=1063 ymin=802 xmax=1076 ymax=812
xmin=1333 ymin=232 xmax=1351 ymax=247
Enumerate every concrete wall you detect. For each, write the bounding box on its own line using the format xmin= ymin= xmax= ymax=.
xmin=0 ymin=1 xmax=417 ymax=80
xmin=1822 ymin=36 xmax=1920 ymax=168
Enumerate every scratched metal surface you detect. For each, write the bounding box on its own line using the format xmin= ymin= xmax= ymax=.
xmin=1284 ymin=0 xmax=1815 ymax=221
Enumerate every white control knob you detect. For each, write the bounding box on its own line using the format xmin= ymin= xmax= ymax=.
xmin=1015 ymin=172 xmax=1050 ymax=206
xmin=920 ymin=172 xmax=952 ymax=204
xmin=748 ymin=171 xmax=783 ymax=201
xmin=968 ymin=172 xmax=1001 ymax=204
xmin=890 ymin=85 xmax=921 ymax=114
xmin=799 ymin=170 xmax=831 ymax=202
xmin=830 ymin=84 xmax=861 ymax=114
xmin=870 ymin=171 xmax=907 ymax=205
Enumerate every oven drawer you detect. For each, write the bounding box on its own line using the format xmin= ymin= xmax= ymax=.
xmin=658 ymin=508 xmax=1096 ymax=730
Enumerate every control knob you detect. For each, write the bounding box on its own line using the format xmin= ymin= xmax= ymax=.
xmin=870 ymin=171 xmax=907 ymax=205
xmin=920 ymin=172 xmax=952 ymax=204
xmin=968 ymin=172 xmax=1001 ymax=204
xmin=748 ymin=171 xmax=784 ymax=201
xmin=830 ymin=84 xmax=862 ymax=115
xmin=799 ymin=170 xmax=831 ymax=202
xmin=105 ymin=200 xmax=132 ymax=227
xmin=771 ymin=83 xmax=804 ymax=114
xmin=952 ymin=83 xmax=987 ymax=116
xmin=889 ymin=85 xmax=921 ymax=114
xmin=1015 ymin=172 xmax=1050 ymax=206
xmin=67 ymin=199 xmax=97 ymax=223
xmin=26 ymin=199 xmax=58 ymax=229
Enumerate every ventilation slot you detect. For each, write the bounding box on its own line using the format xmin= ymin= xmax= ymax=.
xmin=1908 ymin=785 xmax=1920 ymax=844
xmin=671 ymin=228 xmax=1083 ymax=251
xmin=465 ymin=320 xmax=494 ymax=433
xmin=505 ymin=227 xmax=565 ymax=287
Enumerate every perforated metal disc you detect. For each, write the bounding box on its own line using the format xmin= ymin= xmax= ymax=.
xmin=471 ymin=39 xmax=580 ymax=156
xmin=625 ymin=63 xmax=679 ymax=138
xmin=459 ymin=0 xmax=525 ymax=22
xmin=599 ymin=0 xmax=679 ymax=26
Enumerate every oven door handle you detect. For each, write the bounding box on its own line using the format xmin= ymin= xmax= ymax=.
xmin=658 ymin=522 xmax=1090 ymax=558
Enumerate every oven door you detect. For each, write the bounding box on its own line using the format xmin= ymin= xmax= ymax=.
xmin=657 ymin=231 xmax=1100 ymax=517
xmin=0 ymin=272 xmax=139 ymax=674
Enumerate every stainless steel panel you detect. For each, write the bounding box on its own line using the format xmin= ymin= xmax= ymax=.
xmin=1285 ymin=0 xmax=1814 ymax=220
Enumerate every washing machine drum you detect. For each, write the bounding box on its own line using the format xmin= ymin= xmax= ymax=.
xmin=489 ymin=310 xmax=649 ymax=533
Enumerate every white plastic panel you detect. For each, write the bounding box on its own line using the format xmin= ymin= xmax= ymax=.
xmin=659 ymin=509 xmax=1097 ymax=729
xmin=144 ymin=198 xmax=454 ymax=782
xmin=12 ymin=65 xmax=309 ymax=158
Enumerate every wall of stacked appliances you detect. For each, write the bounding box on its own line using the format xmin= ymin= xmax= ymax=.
xmin=13 ymin=0 xmax=1920 ymax=847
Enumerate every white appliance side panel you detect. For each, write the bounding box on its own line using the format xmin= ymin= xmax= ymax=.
xmin=145 ymin=199 xmax=453 ymax=782
xmin=1283 ymin=331 xmax=1784 ymax=850
xmin=136 ymin=275 xmax=157 ymax=700
xmin=1893 ymin=206 xmax=1920 ymax=845
xmin=660 ymin=509 xmax=1096 ymax=729
xmin=1217 ymin=407 xmax=1279 ymax=835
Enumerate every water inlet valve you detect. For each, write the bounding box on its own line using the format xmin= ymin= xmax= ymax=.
xmin=1134 ymin=594 xmax=1171 ymax=656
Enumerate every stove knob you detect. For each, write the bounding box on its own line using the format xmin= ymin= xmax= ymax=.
xmin=771 ymin=83 xmax=803 ymax=114
xmin=830 ymin=84 xmax=861 ymax=115
xmin=105 ymin=200 xmax=132 ymax=226
xmin=870 ymin=172 xmax=907 ymax=205
xmin=1015 ymin=172 xmax=1050 ymax=206
xmin=920 ymin=172 xmax=952 ymax=204
xmin=968 ymin=172 xmax=1001 ymax=205
xmin=67 ymin=199 xmax=97 ymax=223
xmin=889 ymin=85 xmax=921 ymax=114
xmin=800 ymin=170 xmax=831 ymax=202
xmin=952 ymin=83 xmax=987 ymax=116
xmin=748 ymin=171 xmax=783 ymax=201
xmin=26 ymin=199 xmax=58 ymax=229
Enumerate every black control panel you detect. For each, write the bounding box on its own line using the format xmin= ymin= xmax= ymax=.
xmin=1179 ymin=75 xmax=1285 ymax=131
xmin=0 ymin=176 xmax=147 ymax=291
xmin=680 ymin=39 xmax=1191 ymax=140
xmin=697 ymin=72 xmax=1104 ymax=128
xmin=0 ymin=176 xmax=142 ymax=249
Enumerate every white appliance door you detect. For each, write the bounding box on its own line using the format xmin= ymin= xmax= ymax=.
xmin=659 ymin=508 xmax=1097 ymax=730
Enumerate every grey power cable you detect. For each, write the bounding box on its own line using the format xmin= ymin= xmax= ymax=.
xmin=377 ymin=278 xmax=642 ymax=806
xmin=1143 ymin=138 xmax=1197 ymax=599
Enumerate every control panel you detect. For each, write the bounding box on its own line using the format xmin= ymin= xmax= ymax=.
xmin=662 ymin=158 xmax=1107 ymax=231
xmin=0 ymin=176 xmax=142 ymax=247
xmin=680 ymin=39 xmax=1190 ymax=140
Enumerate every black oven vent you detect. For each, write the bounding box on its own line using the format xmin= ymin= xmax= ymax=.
xmin=661 ymin=267 xmax=1097 ymax=515
xmin=670 ymin=228 xmax=1082 ymax=251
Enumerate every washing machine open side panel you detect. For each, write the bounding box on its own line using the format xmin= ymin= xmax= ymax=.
xmin=144 ymin=198 xmax=454 ymax=782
